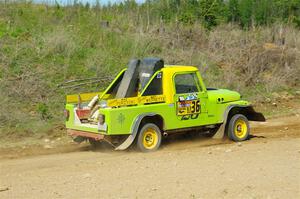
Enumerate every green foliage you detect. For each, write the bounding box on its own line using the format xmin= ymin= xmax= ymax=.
xmin=37 ymin=103 xmax=52 ymax=121
xmin=228 ymin=0 xmax=239 ymax=23
xmin=252 ymin=0 xmax=272 ymax=26
xmin=234 ymin=0 xmax=300 ymax=28
xmin=143 ymin=0 xmax=300 ymax=28
xmin=238 ymin=0 xmax=253 ymax=28
xmin=0 ymin=1 xmax=299 ymax=137
xmin=199 ymin=0 xmax=227 ymax=29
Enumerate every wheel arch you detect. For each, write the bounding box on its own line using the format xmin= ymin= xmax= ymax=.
xmin=225 ymin=105 xmax=266 ymax=123
xmin=138 ymin=114 xmax=164 ymax=132
xmin=115 ymin=113 xmax=164 ymax=150
xmin=213 ymin=105 xmax=265 ymax=139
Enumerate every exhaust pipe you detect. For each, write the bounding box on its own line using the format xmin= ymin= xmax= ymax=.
xmin=163 ymin=132 xmax=168 ymax=137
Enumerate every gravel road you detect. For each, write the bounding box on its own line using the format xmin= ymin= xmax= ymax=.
xmin=0 ymin=116 xmax=300 ymax=199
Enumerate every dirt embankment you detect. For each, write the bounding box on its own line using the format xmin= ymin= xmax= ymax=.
xmin=0 ymin=115 xmax=300 ymax=198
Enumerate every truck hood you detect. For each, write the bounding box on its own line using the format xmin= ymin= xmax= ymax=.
xmin=207 ymin=88 xmax=241 ymax=103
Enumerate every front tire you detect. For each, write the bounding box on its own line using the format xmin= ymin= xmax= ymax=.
xmin=137 ymin=123 xmax=162 ymax=152
xmin=227 ymin=114 xmax=250 ymax=142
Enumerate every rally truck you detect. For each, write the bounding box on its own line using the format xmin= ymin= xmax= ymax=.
xmin=64 ymin=58 xmax=265 ymax=152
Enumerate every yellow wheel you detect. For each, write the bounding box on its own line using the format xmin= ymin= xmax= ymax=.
xmin=228 ymin=114 xmax=250 ymax=141
xmin=142 ymin=128 xmax=158 ymax=149
xmin=137 ymin=123 xmax=162 ymax=152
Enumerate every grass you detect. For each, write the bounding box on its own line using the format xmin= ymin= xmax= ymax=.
xmin=0 ymin=2 xmax=299 ymax=138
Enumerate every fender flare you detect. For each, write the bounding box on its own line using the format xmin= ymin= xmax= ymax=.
xmin=213 ymin=105 xmax=265 ymax=139
xmin=115 ymin=113 xmax=160 ymax=150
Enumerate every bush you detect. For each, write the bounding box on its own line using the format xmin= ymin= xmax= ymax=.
xmin=36 ymin=103 xmax=52 ymax=120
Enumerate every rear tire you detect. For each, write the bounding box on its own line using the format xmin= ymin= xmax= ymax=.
xmin=227 ymin=114 xmax=250 ymax=142
xmin=137 ymin=123 xmax=162 ymax=152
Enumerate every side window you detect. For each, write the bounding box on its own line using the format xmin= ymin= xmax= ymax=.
xmin=142 ymin=72 xmax=163 ymax=96
xmin=175 ymin=73 xmax=200 ymax=94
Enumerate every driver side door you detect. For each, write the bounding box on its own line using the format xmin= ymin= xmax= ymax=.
xmin=173 ymin=72 xmax=208 ymax=128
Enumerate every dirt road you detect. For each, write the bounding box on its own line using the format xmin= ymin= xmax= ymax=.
xmin=0 ymin=115 xmax=300 ymax=199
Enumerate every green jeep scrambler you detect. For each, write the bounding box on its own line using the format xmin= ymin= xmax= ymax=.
xmin=64 ymin=58 xmax=265 ymax=152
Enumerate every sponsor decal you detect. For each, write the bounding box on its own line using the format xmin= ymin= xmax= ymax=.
xmin=177 ymin=99 xmax=200 ymax=116
xmin=107 ymin=95 xmax=165 ymax=107
xmin=117 ymin=113 xmax=125 ymax=126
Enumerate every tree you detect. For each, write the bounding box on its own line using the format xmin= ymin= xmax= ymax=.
xmin=252 ymin=0 xmax=273 ymax=26
xmin=227 ymin=0 xmax=239 ymax=23
xmin=238 ymin=0 xmax=253 ymax=28
xmin=199 ymin=0 xmax=226 ymax=29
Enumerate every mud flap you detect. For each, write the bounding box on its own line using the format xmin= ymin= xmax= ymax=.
xmin=115 ymin=133 xmax=137 ymax=150
xmin=212 ymin=123 xmax=226 ymax=139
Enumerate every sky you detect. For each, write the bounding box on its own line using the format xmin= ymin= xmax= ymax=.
xmin=33 ymin=0 xmax=145 ymax=5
